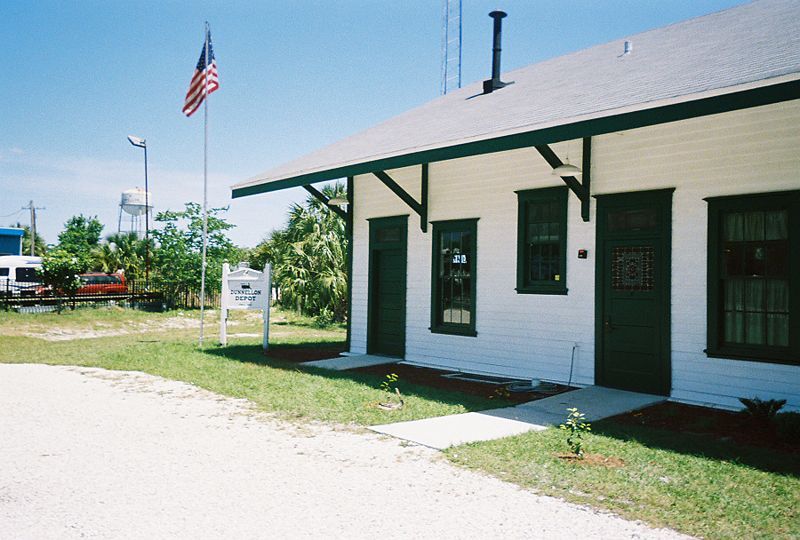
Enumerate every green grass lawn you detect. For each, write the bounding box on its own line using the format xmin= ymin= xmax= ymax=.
xmin=0 ymin=306 xmax=502 ymax=425
xmin=1 ymin=306 xmax=797 ymax=538
xmin=446 ymin=416 xmax=800 ymax=540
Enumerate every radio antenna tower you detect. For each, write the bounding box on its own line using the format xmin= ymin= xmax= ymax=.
xmin=440 ymin=0 xmax=462 ymax=94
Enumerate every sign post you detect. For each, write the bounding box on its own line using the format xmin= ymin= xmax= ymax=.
xmin=220 ymin=262 xmax=272 ymax=351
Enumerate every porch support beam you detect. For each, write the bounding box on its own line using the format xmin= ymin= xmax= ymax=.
xmin=373 ymin=167 xmax=428 ymax=232
xmin=302 ymin=185 xmax=347 ymax=220
xmin=581 ymin=136 xmax=591 ymax=222
xmin=534 ymin=137 xmax=592 ymax=222
xmin=420 ymin=163 xmax=429 ymax=232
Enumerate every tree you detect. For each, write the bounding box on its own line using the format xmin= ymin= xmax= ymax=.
xmin=57 ymin=215 xmax=103 ymax=268
xmin=9 ymin=223 xmax=46 ymax=256
xmin=92 ymin=232 xmax=147 ymax=280
xmin=254 ymin=182 xmax=348 ymax=322
xmin=151 ymin=203 xmax=241 ymax=292
xmin=39 ymin=249 xmax=88 ymax=311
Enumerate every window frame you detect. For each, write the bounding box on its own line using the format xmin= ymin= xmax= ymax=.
xmin=516 ymin=186 xmax=569 ymax=295
xmin=430 ymin=218 xmax=478 ymax=337
xmin=706 ymin=190 xmax=800 ymax=365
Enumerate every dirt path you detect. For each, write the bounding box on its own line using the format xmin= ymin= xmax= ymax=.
xmin=0 ymin=364 xmax=691 ymax=539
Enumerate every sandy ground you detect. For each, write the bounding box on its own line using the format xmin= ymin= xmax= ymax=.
xmin=0 ymin=364 xmax=691 ymax=539
xmin=25 ymin=315 xmax=204 ymax=341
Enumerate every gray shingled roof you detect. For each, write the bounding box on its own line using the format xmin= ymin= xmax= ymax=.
xmin=233 ymin=0 xmax=800 ymax=196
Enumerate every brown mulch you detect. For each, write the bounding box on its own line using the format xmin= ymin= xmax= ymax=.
xmin=266 ymin=346 xmax=571 ymax=403
xmin=351 ymin=362 xmax=573 ymax=404
xmin=606 ymin=401 xmax=797 ymax=453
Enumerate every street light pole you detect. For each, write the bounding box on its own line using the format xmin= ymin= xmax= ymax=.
xmin=143 ymin=143 xmax=150 ymax=288
xmin=127 ymin=135 xmax=151 ymax=288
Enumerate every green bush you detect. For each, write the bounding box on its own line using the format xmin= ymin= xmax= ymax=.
xmin=738 ymin=397 xmax=786 ymax=423
xmin=39 ymin=249 xmax=86 ymax=294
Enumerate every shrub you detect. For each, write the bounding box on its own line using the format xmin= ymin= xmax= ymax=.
xmin=738 ymin=397 xmax=786 ymax=423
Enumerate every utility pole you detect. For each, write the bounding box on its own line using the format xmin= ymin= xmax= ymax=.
xmin=23 ymin=200 xmax=45 ymax=256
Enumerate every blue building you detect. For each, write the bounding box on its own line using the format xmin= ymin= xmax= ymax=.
xmin=0 ymin=228 xmax=24 ymax=256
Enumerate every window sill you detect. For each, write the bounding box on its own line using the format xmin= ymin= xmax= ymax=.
xmin=430 ymin=326 xmax=478 ymax=337
xmin=515 ymin=287 xmax=568 ymax=296
xmin=705 ymin=349 xmax=799 ymax=367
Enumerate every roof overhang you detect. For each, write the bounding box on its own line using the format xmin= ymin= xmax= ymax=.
xmin=232 ymin=76 xmax=800 ymax=199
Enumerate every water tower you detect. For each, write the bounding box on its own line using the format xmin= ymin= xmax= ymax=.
xmin=117 ymin=187 xmax=153 ymax=237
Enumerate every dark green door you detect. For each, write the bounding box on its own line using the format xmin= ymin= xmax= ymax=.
xmin=596 ymin=190 xmax=672 ymax=395
xmin=368 ymin=216 xmax=408 ymax=357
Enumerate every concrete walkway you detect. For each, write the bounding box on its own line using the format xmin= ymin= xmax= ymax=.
xmin=300 ymin=353 xmax=398 ymax=371
xmin=371 ymin=386 xmax=665 ymax=449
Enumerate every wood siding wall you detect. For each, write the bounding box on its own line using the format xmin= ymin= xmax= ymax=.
xmin=350 ymin=100 xmax=800 ymax=411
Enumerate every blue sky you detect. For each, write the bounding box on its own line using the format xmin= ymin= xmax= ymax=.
xmin=1 ymin=0 xmax=747 ymax=247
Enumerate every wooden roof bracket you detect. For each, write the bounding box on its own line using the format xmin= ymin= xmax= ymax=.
xmin=534 ymin=137 xmax=592 ymax=222
xmin=302 ymin=184 xmax=347 ymax=220
xmin=374 ymin=164 xmax=429 ymax=232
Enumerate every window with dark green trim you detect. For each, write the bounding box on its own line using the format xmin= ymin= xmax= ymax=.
xmin=707 ymin=191 xmax=800 ymax=365
xmin=516 ymin=186 xmax=568 ymax=294
xmin=431 ymin=219 xmax=477 ymax=336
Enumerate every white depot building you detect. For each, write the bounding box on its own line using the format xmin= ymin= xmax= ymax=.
xmin=232 ymin=0 xmax=800 ymax=412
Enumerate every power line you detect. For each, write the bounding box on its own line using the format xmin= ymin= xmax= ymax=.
xmin=0 ymin=209 xmax=24 ymax=219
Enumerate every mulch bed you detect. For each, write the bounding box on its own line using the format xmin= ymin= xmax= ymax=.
xmin=606 ymin=401 xmax=797 ymax=453
xmin=351 ymin=362 xmax=574 ymax=404
xmin=266 ymin=347 xmax=571 ymax=404
xmin=267 ymin=347 xmax=796 ymax=455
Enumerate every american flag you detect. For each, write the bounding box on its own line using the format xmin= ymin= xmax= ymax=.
xmin=182 ymin=30 xmax=219 ymax=117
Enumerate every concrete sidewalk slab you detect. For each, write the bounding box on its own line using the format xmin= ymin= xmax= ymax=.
xmin=301 ymin=354 xmax=399 ymax=371
xmin=515 ymin=385 xmax=667 ymax=421
xmin=370 ymin=386 xmax=665 ymax=449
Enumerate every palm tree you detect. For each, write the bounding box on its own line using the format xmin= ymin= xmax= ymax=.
xmin=92 ymin=232 xmax=147 ymax=280
xmin=258 ymin=182 xmax=348 ymax=321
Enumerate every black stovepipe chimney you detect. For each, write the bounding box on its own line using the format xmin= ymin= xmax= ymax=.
xmin=483 ymin=10 xmax=508 ymax=94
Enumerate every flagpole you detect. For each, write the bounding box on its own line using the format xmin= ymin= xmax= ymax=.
xmin=199 ymin=21 xmax=210 ymax=347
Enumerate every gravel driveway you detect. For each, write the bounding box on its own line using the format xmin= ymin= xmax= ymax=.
xmin=0 ymin=364 xmax=690 ymax=539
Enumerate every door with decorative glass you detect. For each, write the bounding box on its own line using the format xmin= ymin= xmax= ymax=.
xmin=596 ymin=190 xmax=672 ymax=395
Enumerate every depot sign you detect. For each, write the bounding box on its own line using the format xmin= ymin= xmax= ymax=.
xmin=227 ymin=282 xmax=267 ymax=310
xmin=220 ymin=262 xmax=272 ymax=350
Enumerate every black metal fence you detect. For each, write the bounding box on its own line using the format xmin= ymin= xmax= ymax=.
xmin=0 ymin=279 xmax=220 ymax=312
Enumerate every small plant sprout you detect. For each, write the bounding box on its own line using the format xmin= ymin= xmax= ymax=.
xmin=380 ymin=373 xmax=399 ymax=394
xmin=377 ymin=373 xmax=403 ymax=410
xmin=559 ymin=407 xmax=591 ymax=458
